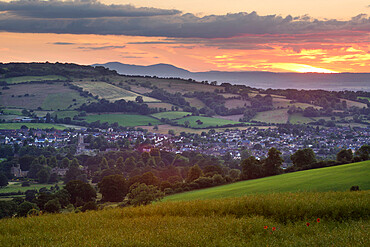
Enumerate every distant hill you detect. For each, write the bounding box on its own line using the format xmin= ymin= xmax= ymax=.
xmin=94 ymin=62 xmax=370 ymax=91
xmin=164 ymin=161 xmax=370 ymax=201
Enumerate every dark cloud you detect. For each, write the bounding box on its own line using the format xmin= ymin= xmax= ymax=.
xmin=0 ymin=0 xmax=368 ymax=40
xmin=0 ymin=0 xmax=180 ymax=18
xmin=52 ymin=42 xmax=75 ymax=45
xmin=77 ymin=45 xmax=126 ymax=50
xmin=121 ymin=55 xmax=144 ymax=58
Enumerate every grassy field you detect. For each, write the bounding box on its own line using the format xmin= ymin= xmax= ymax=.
xmin=186 ymin=97 xmax=206 ymax=108
xmin=0 ymin=123 xmax=70 ymax=130
xmin=0 ymin=83 xmax=92 ymax=110
xmin=145 ymin=102 xmax=178 ymax=111
xmin=288 ymin=113 xmax=314 ymax=124
xmin=0 ymin=191 xmax=368 ymax=246
xmin=52 ymin=111 xmax=80 ymax=119
xmin=176 ymin=116 xmax=243 ymax=128
xmin=0 ymin=182 xmax=61 ymax=194
xmin=73 ymin=81 xmax=159 ymax=102
xmin=3 ymin=75 xmax=66 ymax=84
xmin=224 ymin=99 xmax=251 ymax=109
xmin=82 ymin=114 xmax=162 ymax=127
xmin=343 ymin=99 xmax=368 ymax=108
xmin=165 ymin=161 xmax=370 ymax=202
xmin=151 ymin=111 xmax=191 ymax=120
xmin=252 ymin=109 xmax=289 ymax=124
xmin=358 ymin=96 xmax=370 ymax=101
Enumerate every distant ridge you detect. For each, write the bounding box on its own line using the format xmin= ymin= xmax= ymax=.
xmin=93 ymin=62 xmax=370 ymax=91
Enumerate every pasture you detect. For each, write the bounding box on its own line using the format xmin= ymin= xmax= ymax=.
xmin=81 ymin=114 xmax=161 ymax=127
xmin=0 ymin=123 xmax=69 ymax=130
xmin=145 ymin=102 xmax=178 ymax=111
xmin=252 ymin=109 xmax=289 ymax=124
xmin=224 ymin=99 xmax=251 ymax=109
xmin=165 ymin=161 xmax=370 ymax=202
xmin=0 ymin=182 xmax=61 ymax=194
xmin=3 ymin=75 xmax=66 ymax=84
xmin=72 ymin=81 xmax=159 ymax=102
xmin=151 ymin=111 xmax=191 ymax=120
xmin=176 ymin=116 xmax=243 ymax=128
xmin=288 ymin=113 xmax=314 ymax=124
xmin=52 ymin=111 xmax=80 ymax=119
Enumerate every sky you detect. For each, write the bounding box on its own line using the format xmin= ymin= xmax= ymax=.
xmin=0 ymin=0 xmax=369 ymax=73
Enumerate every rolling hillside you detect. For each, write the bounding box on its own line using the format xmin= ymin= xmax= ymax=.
xmin=164 ymin=161 xmax=370 ymax=202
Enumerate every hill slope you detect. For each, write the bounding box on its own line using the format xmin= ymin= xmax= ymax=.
xmin=164 ymin=161 xmax=370 ymax=201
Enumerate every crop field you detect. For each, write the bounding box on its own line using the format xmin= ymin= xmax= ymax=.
xmin=0 ymin=123 xmax=69 ymax=130
xmin=252 ymin=109 xmax=289 ymax=124
xmin=151 ymin=111 xmax=190 ymax=120
xmin=2 ymin=75 xmax=67 ymax=84
xmin=165 ymin=161 xmax=370 ymax=202
xmin=224 ymin=99 xmax=251 ymax=109
xmin=0 ymin=191 xmax=368 ymax=246
xmin=81 ymin=114 xmax=161 ymax=127
xmin=0 ymin=83 xmax=90 ymax=110
xmin=176 ymin=116 xmax=243 ymax=128
xmin=42 ymin=91 xmax=94 ymax=110
xmin=288 ymin=113 xmax=314 ymax=124
xmin=343 ymin=99 xmax=368 ymax=108
xmin=213 ymin=114 xmax=244 ymax=122
xmin=72 ymin=81 xmax=159 ymax=102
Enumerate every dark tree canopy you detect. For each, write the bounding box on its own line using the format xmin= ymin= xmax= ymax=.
xmin=65 ymin=180 xmax=96 ymax=205
xmin=98 ymin=174 xmax=127 ymax=202
xmin=291 ymin=148 xmax=316 ymax=168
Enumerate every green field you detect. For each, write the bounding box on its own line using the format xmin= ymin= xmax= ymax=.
xmin=0 ymin=123 xmax=69 ymax=130
xmin=3 ymin=75 xmax=67 ymax=84
xmin=164 ymin=161 xmax=370 ymax=202
xmin=0 ymin=191 xmax=368 ymax=246
xmin=73 ymin=81 xmax=159 ymax=103
xmin=288 ymin=113 xmax=314 ymax=124
xmin=82 ymin=114 xmax=162 ymax=127
xmin=0 ymin=182 xmax=61 ymax=194
xmin=52 ymin=111 xmax=80 ymax=119
xmin=358 ymin=96 xmax=370 ymax=101
xmin=176 ymin=116 xmax=242 ymax=128
xmin=151 ymin=111 xmax=191 ymax=120
xmin=252 ymin=109 xmax=289 ymax=124
xmin=1 ymin=108 xmax=23 ymax=115
xmin=42 ymin=92 xmax=93 ymax=110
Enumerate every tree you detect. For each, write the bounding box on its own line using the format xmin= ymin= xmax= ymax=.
xmin=263 ymin=147 xmax=283 ymax=176
xmin=0 ymin=172 xmax=8 ymax=187
xmin=61 ymin=158 xmax=70 ymax=168
xmin=337 ymin=149 xmax=353 ymax=163
xmin=64 ymin=166 xmax=82 ymax=183
xmin=291 ymin=148 xmax=316 ymax=169
xmin=99 ymin=157 xmax=109 ymax=170
xmin=241 ymin=156 xmax=262 ymax=180
xmin=127 ymin=183 xmax=164 ymax=206
xmin=17 ymin=201 xmax=39 ymax=217
xmin=355 ymin=145 xmax=370 ymax=161
xmin=186 ymin=164 xmax=203 ymax=182
xmin=98 ymin=175 xmax=127 ymax=202
xmin=65 ymin=180 xmax=96 ymax=205
xmin=135 ymin=96 xmax=144 ymax=103
xmin=240 ymin=149 xmax=251 ymax=161
xmin=37 ymin=168 xmax=50 ymax=184
xmin=44 ymin=198 xmax=61 ymax=213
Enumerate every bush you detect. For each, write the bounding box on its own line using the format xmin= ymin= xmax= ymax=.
xmin=350 ymin=185 xmax=360 ymax=191
xmin=127 ymin=183 xmax=164 ymax=206
xmin=44 ymin=198 xmax=61 ymax=213
xmin=21 ymin=181 xmax=31 ymax=187
xmin=81 ymin=201 xmax=97 ymax=212
xmin=17 ymin=201 xmax=39 ymax=217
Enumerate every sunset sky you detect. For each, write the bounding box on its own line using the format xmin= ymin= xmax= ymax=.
xmin=0 ymin=0 xmax=369 ymax=73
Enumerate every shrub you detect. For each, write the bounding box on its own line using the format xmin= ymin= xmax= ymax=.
xmin=21 ymin=181 xmax=31 ymax=187
xmin=350 ymin=185 xmax=360 ymax=191
xmin=81 ymin=201 xmax=97 ymax=212
xmin=44 ymin=198 xmax=61 ymax=213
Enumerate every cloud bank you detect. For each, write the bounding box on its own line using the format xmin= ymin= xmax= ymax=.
xmin=0 ymin=0 xmax=369 ymax=39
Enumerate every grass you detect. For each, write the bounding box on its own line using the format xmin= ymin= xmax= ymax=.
xmin=42 ymin=92 xmax=93 ymax=110
xmin=52 ymin=111 xmax=80 ymax=119
xmin=0 ymin=182 xmax=61 ymax=194
xmin=358 ymin=96 xmax=370 ymax=102
xmin=151 ymin=111 xmax=191 ymax=120
xmin=224 ymin=99 xmax=251 ymax=109
xmin=0 ymin=123 xmax=68 ymax=130
xmin=72 ymin=81 xmax=159 ymax=102
xmin=176 ymin=116 xmax=243 ymax=128
xmin=1 ymin=108 xmax=23 ymax=115
xmin=164 ymin=161 xmax=370 ymax=202
xmin=252 ymin=109 xmax=289 ymax=124
xmin=3 ymin=75 xmax=66 ymax=84
xmin=0 ymin=83 xmax=93 ymax=110
xmin=0 ymin=191 xmax=368 ymax=246
xmin=145 ymin=102 xmax=178 ymax=111
xmin=81 ymin=114 xmax=162 ymax=127
xmin=186 ymin=97 xmax=206 ymax=108
xmin=288 ymin=113 xmax=314 ymax=124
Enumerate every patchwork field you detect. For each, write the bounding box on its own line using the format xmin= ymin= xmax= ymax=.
xmin=0 ymin=123 xmax=69 ymax=130
xmin=0 ymin=182 xmax=61 ymax=194
xmin=213 ymin=114 xmax=244 ymax=122
xmin=224 ymin=99 xmax=251 ymax=109
xmin=176 ymin=116 xmax=243 ymax=128
xmin=2 ymin=75 xmax=67 ymax=84
xmin=343 ymin=99 xmax=368 ymax=108
xmin=252 ymin=109 xmax=289 ymax=124
xmin=72 ymin=81 xmax=159 ymax=102
xmin=0 ymin=83 xmax=92 ymax=110
xmin=81 ymin=114 xmax=161 ymax=127
xmin=137 ymin=124 xmax=206 ymax=134
xmin=0 ymin=191 xmax=368 ymax=246
xmin=52 ymin=111 xmax=80 ymax=119
xmin=151 ymin=111 xmax=191 ymax=120
xmin=186 ymin=98 xmax=206 ymax=108
xmin=145 ymin=102 xmax=178 ymax=111
xmin=165 ymin=161 xmax=370 ymax=202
